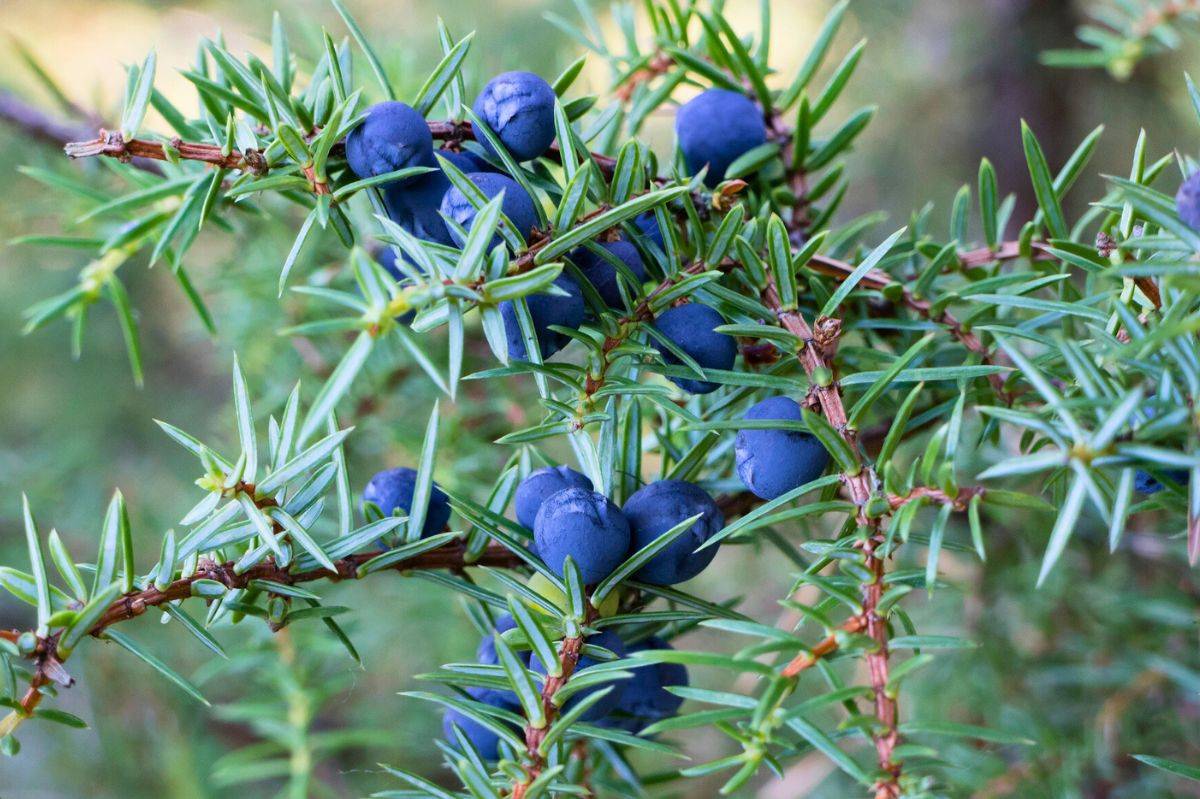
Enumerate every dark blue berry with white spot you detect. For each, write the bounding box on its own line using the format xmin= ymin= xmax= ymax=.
xmin=473 ymin=71 xmax=557 ymax=161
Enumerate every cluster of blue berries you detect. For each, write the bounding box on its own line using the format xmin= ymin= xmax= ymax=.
xmin=442 ymin=616 xmax=687 ymax=759
xmin=360 ymin=397 xmax=828 ymax=749
xmin=348 ymin=82 xmax=773 ymax=395
xmin=360 ymin=404 xmax=828 ymax=754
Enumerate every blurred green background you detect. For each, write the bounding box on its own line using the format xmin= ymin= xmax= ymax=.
xmin=0 ymin=0 xmax=1198 ymax=796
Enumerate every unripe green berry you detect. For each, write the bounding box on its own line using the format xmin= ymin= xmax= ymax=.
xmin=525 ymin=572 xmax=619 ymax=618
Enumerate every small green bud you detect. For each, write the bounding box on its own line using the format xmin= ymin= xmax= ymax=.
xmin=267 ymin=597 xmax=288 ymax=623
xmin=813 ymin=366 xmax=834 ymax=387
xmin=882 ymin=282 xmax=905 ymax=303
xmin=525 ymin=573 xmax=619 ymax=618
xmin=17 ymin=632 xmax=37 ymax=656
xmin=865 ymin=495 xmax=892 ymax=518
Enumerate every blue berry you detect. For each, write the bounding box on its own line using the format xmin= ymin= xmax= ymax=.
xmin=735 ymin=397 xmax=830 ymax=500
xmin=361 ymin=467 xmax=451 ymax=537
xmin=376 ymin=247 xmax=405 ymax=281
xmin=500 ymin=274 xmax=584 ymax=361
xmin=533 ymin=488 xmax=631 ymax=584
xmin=440 ymin=172 xmax=539 ymax=250
xmin=469 ymin=613 xmax=529 ymax=710
xmin=473 ymin=71 xmax=557 ymax=161
xmin=1134 ymin=468 xmax=1189 ymax=495
xmin=382 ymin=171 xmax=455 ymax=246
xmin=345 ymin=101 xmax=434 ymax=181
xmin=442 ymin=706 xmax=508 ymax=760
xmin=571 ymin=238 xmax=647 ymax=308
xmin=1177 ymin=171 xmax=1200 ymax=231
xmin=515 ymin=466 xmax=594 ymax=529
xmin=634 ymin=212 xmax=666 ymax=251
xmin=622 ymin=480 xmax=723 ymax=585
xmin=652 ymin=303 xmax=737 ymax=394
xmin=530 ymin=629 xmax=627 ymax=721
xmin=604 ymin=637 xmax=686 ymax=732
xmin=382 ymin=148 xmax=503 ymax=246
xmin=675 ymin=89 xmax=767 ymax=186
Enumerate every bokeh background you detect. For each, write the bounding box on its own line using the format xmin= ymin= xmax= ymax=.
xmin=0 ymin=0 xmax=1198 ymax=796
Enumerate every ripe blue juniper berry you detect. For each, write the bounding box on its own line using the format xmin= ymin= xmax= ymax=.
xmin=1135 ymin=468 xmax=1190 ymax=495
xmin=652 ymin=303 xmax=738 ymax=394
xmin=736 ymin=396 xmax=832 ymax=500
xmin=443 ymin=705 xmax=509 ymax=761
xmin=500 ymin=274 xmax=585 ymax=361
xmin=1176 ymin=171 xmax=1200 ymax=230
xmin=345 ymin=101 xmax=435 ymax=181
xmin=533 ymin=487 xmax=630 ymax=584
xmin=469 ymin=614 xmax=528 ymax=710
xmin=599 ymin=637 xmax=687 ymax=733
xmin=439 ymin=171 xmax=539 ymax=249
xmin=633 ymin=211 xmax=665 ymax=251
xmin=473 ymin=71 xmax=558 ymax=161
xmin=361 ymin=467 xmax=452 ymax=537
xmin=383 ymin=171 xmax=457 ymax=246
xmin=622 ymin=480 xmax=723 ymax=585
xmin=570 ymin=237 xmax=647 ymax=309
xmin=514 ymin=465 xmax=594 ymax=529
xmin=675 ymin=89 xmax=768 ymax=186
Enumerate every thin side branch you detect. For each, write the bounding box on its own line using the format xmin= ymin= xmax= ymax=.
xmin=781 ymin=615 xmax=867 ymax=678
xmin=4 ymin=541 xmax=523 ymax=721
xmin=63 ymin=119 xmax=617 ymax=179
xmin=513 ymin=606 xmax=598 ymax=798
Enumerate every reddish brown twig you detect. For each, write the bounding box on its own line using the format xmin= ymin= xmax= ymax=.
xmin=888 ymin=485 xmax=984 ymax=512
xmin=781 ymin=615 xmax=867 ymax=678
xmin=613 ymin=52 xmax=675 ymax=102
xmin=64 ymin=129 xmax=253 ymax=171
xmin=807 ymin=253 xmax=1016 ymax=405
xmin=63 ymin=120 xmax=618 ymax=184
xmin=1129 ymin=0 xmax=1200 ymax=40
xmin=2 ymin=540 xmax=522 ymax=724
xmin=759 ymin=276 xmax=901 ymax=795
xmin=512 ymin=606 xmax=599 ymax=798
xmin=961 ymin=240 xmax=1161 ymax=309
